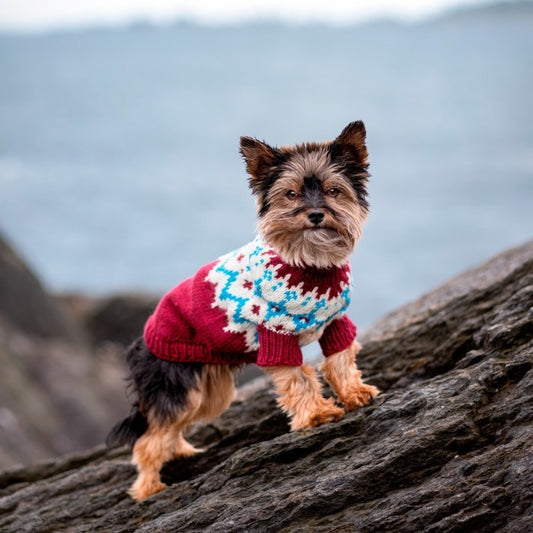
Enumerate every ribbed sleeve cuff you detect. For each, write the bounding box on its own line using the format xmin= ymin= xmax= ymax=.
xmin=319 ymin=315 xmax=357 ymax=357
xmin=256 ymin=325 xmax=303 ymax=366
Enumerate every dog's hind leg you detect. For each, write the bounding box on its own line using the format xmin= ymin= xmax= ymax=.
xmin=264 ymin=364 xmax=344 ymax=431
xmin=130 ymin=423 xmax=173 ymax=500
xmin=129 ymin=389 xmax=204 ymax=500
xmin=194 ymin=364 xmax=238 ymax=422
xmin=320 ymin=341 xmax=379 ymax=411
xmin=128 ymin=365 xmax=238 ymax=500
xmin=166 ymin=365 xmax=238 ymax=460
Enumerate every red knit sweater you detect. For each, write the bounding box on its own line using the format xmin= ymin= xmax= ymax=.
xmin=144 ymin=238 xmax=357 ymax=366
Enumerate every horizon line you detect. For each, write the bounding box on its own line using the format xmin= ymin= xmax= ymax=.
xmin=0 ymin=0 xmax=529 ymax=36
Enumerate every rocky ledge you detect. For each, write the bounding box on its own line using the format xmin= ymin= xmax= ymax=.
xmin=0 ymin=241 xmax=531 ymax=532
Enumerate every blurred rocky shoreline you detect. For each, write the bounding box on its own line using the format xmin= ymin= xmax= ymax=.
xmin=0 ymin=232 xmax=159 ymax=468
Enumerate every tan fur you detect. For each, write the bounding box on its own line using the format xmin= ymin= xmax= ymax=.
xmin=196 ymin=364 xmax=237 ymax=420
xmin=240 ymin=137 xmax=279 ymax=177
xmin=243 ymin=123 xmax=369 ymax=269
xmin=130 ymin=364 xmax=236 ymax=500
xmin=298 ymin=327 xmax=325 ymax=346
xmin=321 ymin=341 xmax=380 ymax=411
xmin=130 ymin=424 xmax=178 ymax=500
xmin=258 ymin=146 xmax=368 ymax=268
xmin=264 ymin=364 xmax=344 ymax=430
xmin=129 ymin=122 xmax=376 ymax=501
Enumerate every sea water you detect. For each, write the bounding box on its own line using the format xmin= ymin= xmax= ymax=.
xmin=0 ymin=11 xmax=532 ymax=328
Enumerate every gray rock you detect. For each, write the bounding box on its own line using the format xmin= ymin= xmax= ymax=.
xmin=0 ymin=232 xmax=83 ymax=342
xmin=0 ymin=320 xmax=130 ymax=468
xmin=58 ymin=293 xmax=158 ymax=348
xmin=0 ymin=240 xmax=531 ymax=532
xmin=0 ymin=232 xmax=130 ymax=468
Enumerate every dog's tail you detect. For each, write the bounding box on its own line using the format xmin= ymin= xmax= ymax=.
xmin=106 ymin=407 xmax=147 ymax=447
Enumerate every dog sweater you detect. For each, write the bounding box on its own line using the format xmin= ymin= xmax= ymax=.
xmin=144 ymin=237 xmax=357 ymax=366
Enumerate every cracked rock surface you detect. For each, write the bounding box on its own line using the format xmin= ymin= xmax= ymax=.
xmin=0 ymin=241 xmax=531 ymax=532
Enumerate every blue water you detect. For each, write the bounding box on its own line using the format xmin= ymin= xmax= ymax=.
xmin=1 ymin=11 xmax=532 ymax=328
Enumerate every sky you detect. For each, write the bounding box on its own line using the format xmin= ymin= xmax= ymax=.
xmin=0 ymin=0 xmax=492 ymax=31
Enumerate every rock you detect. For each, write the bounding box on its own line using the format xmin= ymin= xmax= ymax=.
xmin=0 ymin=320 xmax=130 ymax=469
xmin=0 ymin=232 xmax=129 ymax=469
xmin=58 ymin=293 xmax=158 ymax=348
xmin=0 ymin=241 xmax=531 ymax=532
xmin=0 ymin=232 xmax=83 ymax=342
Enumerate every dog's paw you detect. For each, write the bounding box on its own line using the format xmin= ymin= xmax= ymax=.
xmin=291 ymin=398 xmax=345 ymax=430
xmin=174 ymin=439 xmax=205 ymax=459
xmin=341 ymin=383 xmax=380 ymax=411
xmin=129 ymin=478 xmax=167 ymax=501
xmin=309 ymin=403 xmax=345 ymax=427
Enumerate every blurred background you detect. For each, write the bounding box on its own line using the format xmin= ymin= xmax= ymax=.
xmin=0 ymin=0 xmax=532 ymax=467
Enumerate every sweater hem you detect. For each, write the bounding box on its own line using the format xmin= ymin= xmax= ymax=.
xmin=144 ymin=321 xmax=258 ymax=364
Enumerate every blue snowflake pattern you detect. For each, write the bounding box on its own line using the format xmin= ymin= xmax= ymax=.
xmin=207 ymin=238 xmax=352 ymax=350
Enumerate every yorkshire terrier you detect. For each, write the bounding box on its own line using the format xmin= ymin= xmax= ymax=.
xmin=107 ymin=121 xmax=379 ymax=500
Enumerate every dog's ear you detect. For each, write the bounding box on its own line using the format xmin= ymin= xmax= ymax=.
xmin=240 ymin=137 xmax=285 ymax=194
xmin=330 ymin=121 xmax=368 ymax=167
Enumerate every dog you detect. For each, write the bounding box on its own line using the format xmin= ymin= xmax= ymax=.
xmin=107 ymin=121 xmax=379 ymax=500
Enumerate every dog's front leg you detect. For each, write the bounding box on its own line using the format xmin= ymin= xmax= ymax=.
xmin=265 ymin=364 xmax=344 ymax=430
xmin=320 ymin=341 xmax=379 ymax=411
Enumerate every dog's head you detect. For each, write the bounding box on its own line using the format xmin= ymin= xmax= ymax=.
xmin=240 ymin=121 xmax=370 ymax=268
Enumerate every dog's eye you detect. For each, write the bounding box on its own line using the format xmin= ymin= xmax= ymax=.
xmin=326 ymin=187 xmax=340 ymax=198
xmin=286 ymin=190 xmax=297 ymax=200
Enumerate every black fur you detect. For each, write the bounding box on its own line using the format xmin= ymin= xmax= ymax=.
xmin=243 ymin=122 xmax=370 ymax=216
xmin=106 ymin=338 xmax=203 ymax=447
xmin=239 ymin=137 xmax=289 ymax=217
xmin=286 ymin=175 xmax=341 ymax=219
xmin=106 ymin=408 xmax=147 ymax=447
xmin=341 ymin=165 xmax=370 ymax=213
xmin=249 ymin=146 xmax=369 ymax=216
xmin=256 ymin=164 xmax=286 ymax=216
xmin=302 ymin=175 xmax=327 ymax=210
xmin=330 ymin=140 xmax=370 ymax=212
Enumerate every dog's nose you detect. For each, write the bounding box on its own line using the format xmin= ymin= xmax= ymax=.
xmin=307 ymin=210 xmax=324 ymax=225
